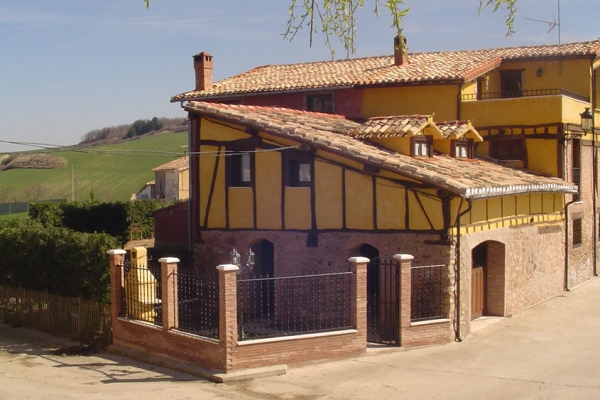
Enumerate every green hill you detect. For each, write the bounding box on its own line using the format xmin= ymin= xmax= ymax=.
xmin=0 ymin=132 xmax=188 ymax=202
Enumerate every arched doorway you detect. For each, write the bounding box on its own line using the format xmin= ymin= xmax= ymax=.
xmin=471 ymin=241 xmax=506 ymax=320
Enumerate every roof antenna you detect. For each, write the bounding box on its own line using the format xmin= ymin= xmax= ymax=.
xmin=525 ymin=0 xmax=561 ymax=44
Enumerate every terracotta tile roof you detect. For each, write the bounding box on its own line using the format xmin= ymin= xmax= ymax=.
xmin=437 ymin=121 xmax=483 ymax=141
xmin=172 ymin=40 xmax=600 ymax=102
xmin=350 ymin=115 xmax=435 ymax=139
xmin=153 ymin=157 xmax=189 ymax=172
xmin=185 ymin=102 xmax=576 ymax=199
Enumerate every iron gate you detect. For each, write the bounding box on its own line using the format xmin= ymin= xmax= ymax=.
xmin=367 ymin=257 xmax=399 ymax=345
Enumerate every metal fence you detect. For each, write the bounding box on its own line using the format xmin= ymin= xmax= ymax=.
xmin=411 ymin=265 xmax=445 ymax=322
xmin=237 ymin=271 xmax=354 ymax=340
xmin=0 ymin=284 xmax=111 ymax=345
xmin=174 ymin=271 xmax=219 ymax=339
xmin=0 ymin=199 xmax=67 ymax=216
xmin=122 ymin=260 xmax=162 ymax=326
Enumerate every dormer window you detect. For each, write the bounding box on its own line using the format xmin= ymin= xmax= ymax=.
xmin=452 ymin=139 xmax=474 ymax=159
xmin=411 ymin=136 xmax=433 ymax=158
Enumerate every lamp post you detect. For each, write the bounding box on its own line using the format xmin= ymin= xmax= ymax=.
xmin=581 ymin=107 xmax=593 ymax=133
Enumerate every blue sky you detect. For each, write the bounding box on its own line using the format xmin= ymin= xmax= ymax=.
xmin=0 ymin=0 xmax=598 ymax=153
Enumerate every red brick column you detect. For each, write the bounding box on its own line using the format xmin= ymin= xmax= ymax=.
xmin=160 ymin=257 xmax=180 ymax=331
xmin=108 ymin=250 xmax=126 ymax=320
xmin=348 ymin=257 xmax=368 ymax=343
xmin=393 ymin=254 xmax=414 ymax=347
xmin=217 ymin=264 xmax=239 ymax=372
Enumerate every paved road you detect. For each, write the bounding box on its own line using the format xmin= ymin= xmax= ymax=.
xmin=2 ymin=278 xmax=600 ymax=399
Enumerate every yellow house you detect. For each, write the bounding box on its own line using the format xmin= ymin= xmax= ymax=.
xmin=170 ymin=39 xmax=598 ymax=343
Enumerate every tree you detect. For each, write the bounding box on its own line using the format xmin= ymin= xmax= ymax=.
xmin=142 ymin=0 xmax=517 ymax=57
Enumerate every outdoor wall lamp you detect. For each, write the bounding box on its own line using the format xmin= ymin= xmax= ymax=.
xmin=581 ymin=107 xmax=593 ymax=133
xmin=230 ymin=247 xmax=255 ymax=272
xmin=230 ymin=247 xmax=241 ymax=267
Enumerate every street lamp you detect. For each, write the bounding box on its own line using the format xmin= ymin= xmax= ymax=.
xmin=580 ymin=107 xmax=593 ymax=133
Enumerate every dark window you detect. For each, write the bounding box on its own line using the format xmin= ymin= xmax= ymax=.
xmin=411 ymin=136 xmax=433 ymax=158
xmin=229 ymin=152 xmax=252 ymax=187
xmin=572 ymin=139 xmax=581 ymax=202
xmin=306 ymin=94 xmax=333 ymax=113
xmin=285 ymin=153 xmax=312 ymax=187
xmin=573 ymin=218 xmax=583 ymax=247
xmin=500 ymin=70 xmax=523 ymax=98
xmin=492 ymin=139 xmax=524 ymax=160
xmin=476 ymin=77 xmax=485 ymax=100
xmin=452 ymin=139 xmax=474 ymax=159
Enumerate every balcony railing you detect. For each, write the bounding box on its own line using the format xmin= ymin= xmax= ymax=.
xmin=462 ymin=88 xmax=589 ymax=103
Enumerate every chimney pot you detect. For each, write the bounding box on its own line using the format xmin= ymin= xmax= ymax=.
xmin=394 ymin=36 xmax=408 ymax=66
xmin=194 ymin=52 xmax=213 ymax=91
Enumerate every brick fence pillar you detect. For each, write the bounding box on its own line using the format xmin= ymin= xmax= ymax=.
xmin=107 ymin=249 xmax=127 ymax=320
xmin=160 ymin=257 xmax=180 ymax=331
xmin=393 ymin=254 xmax=414 ymax=347
xmin=217 ymin=264 xmax=239 ymax=372
xmin=348 ymin=257 xmax=369 ymax=344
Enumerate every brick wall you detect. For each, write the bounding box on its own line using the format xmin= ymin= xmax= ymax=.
xmin=109 ymin=252 xmax=368 ymax=375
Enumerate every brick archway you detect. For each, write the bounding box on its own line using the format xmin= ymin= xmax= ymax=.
xmin=471 ymin=241 xmax=506 ymax=320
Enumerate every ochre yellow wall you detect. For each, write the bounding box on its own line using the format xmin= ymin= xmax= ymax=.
xmin=199 ymin=145 xmax=226 ymax=228
xmin=228 ymin=188 xmax=254 ymax=228
xmin=315 ymin=161 xmax=344 ymax=229
xmin=526 ymin=139 xmax=558 ymax=176
xmin=485 ymin=59 xmax=590 ymax=97
xmin=369 ymin=137 xmax=412 ymax=155
xmin=376 ymin=180 xmax=406 ymax=230
xmin=201 ymin=119 xmax=249 ymax=141
xmin=256 ymin=152 xmax=282 ymax=229
xmin=284 ymin=188 xmax=312 ymax=229
xmin=345 ymin=170 xmax=374 ymax=230
xmin=361 ymin=85 xmax=458 ymax=121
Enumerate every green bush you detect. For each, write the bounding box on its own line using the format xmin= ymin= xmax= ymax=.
xmin=0 ymin=220 xmax=118 ymax=302
xmin=29 ymin=200 xmax=163 ymax=243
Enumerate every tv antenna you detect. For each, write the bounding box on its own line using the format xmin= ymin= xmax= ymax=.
xmin=525 ymin=0 xmax=561 ymax=44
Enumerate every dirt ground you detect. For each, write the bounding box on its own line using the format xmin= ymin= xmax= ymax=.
xmin=2 ymin=278 xmax=600 ymax=399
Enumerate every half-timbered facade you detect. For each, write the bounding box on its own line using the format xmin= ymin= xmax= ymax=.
xmin=180 ymin=101 xmax=576 ymax=339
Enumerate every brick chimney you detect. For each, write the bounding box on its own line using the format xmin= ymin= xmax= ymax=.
xmin=394 ymin=35 xmax=408 ymax=66
xmin=193 ymin=52 xmax=213 ymax=91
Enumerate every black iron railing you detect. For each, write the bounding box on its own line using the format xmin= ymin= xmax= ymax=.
xmin=175 ymin=271 xmax=219 ymax=339
xmin=366 ymin=258 xmax=400 ymax=345
xmin=237 ymin=271 xmax=354 ymax=340
xmin=411 ymin=265 xmax=445 ymax=322
xmin=461 ymin=88 xmax=589 ymax=102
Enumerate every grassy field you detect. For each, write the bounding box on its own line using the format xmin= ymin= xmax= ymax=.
xmin=1 ymin=132 xmax=188 ymax=202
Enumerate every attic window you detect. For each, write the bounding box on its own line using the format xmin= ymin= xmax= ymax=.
xmin=306 ymin=94 xmax=333 ymax=113
xmin=411 ymin=136 xmax=433 ymax=158
xmin=452 ymin=139 xmax=474 ymax=159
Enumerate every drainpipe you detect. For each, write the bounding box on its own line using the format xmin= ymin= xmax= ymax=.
xmin=454 ymin=198 xmax=473 ymax=342
xmin=591 ymin=59 xmax=598 ymax=276
xmin=564 ymin=197 xmax=578 ymax=291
